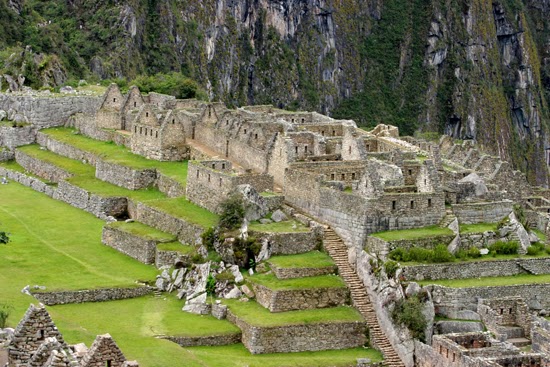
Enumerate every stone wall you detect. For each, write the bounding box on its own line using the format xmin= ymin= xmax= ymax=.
xmin=71 ymin=113 xmax=130 ymax=148
xmin=136 ymin=202 xmax=204 ymax=243
xmin=156 ymin=173 xmax=186 ymax=198
xmin=15 ymin=149 xmax=72 ymax=183
xmin=532 ymin=317 xmax=550 ymax=356
xmin=161 ymin=333 xmax=241 ymax=348
xmin=102 ymin=225 xmax=158 ymax=264
xmin=226 ymin=309 xmax=366 ymax=354
xmin=252 ymin=231 xmax=320 ymax=255
xmin=0 ymin=125 xmax=36 ymax=149
xmin=452 ymin=201 xmax=513 ymax=224
xmin=95 ymin=160 xmax=157 ymax=190
xmin=270 ymin=264 xmax=336 ymax=280
xmin=428 ymin=283 xmax=550 ymax=317
xmin=37 ymin=132 xmax=99 ymax=165
xmin=0 ymin=167 xmax=57 ymax=197
xmin=251 ymin=283 xmax=349 ymax=312
xmin=155 ymin=249 xmax=193 ymax=268
xmin=53 ymin=180 xmax=128 ymax=219
xmin=31 ymin=287 xmax=152 ymax=305
xmin=403 ymin=258 xmax=550 ymax=281
xmin=0 ymin=94 xmax=101 ymax=127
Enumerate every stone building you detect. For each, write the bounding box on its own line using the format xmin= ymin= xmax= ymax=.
xmin=7 ymin=304 xmax=137 ymax=367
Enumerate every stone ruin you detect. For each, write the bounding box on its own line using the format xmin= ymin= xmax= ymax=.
xmin=5 ymin=304 xmax=137 ymax=367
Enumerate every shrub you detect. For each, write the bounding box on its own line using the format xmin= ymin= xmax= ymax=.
xmin=527 ymin=242 xmax=545 ymax=256
xmin=513 ymin=204 xmax=529 ymax=230
xmin=0 ymin=303 xmax=11 ymax=328
xmin=215 ymin=270 xmax=236 ymax=283
xmin=201 ymin=227 xmax=220 ymax=251
xmin=384 ymin=260 xmax=399 ymax=278
xmin=389 ymin=248 xmax=409 ymax=262
xmin=206 ymin=274 xmax=216 ymax=296
xmin=455 ymin=249 xmax=468 ymax=260
xmin=467 ymin=247 xmax=481 ymax=258
xmin=392 ymin=296 xmax=427 ymax=341
xmin=432 ymin=244 xmax=454 ymax=263
xmin=546 ymin=245 xmax=550 ymax=255
xmin=232 ymin=236 xmax=261 ymax=269
xmin=489 ymin=240 xmax=519 ymax=255
xmin=218 ymin=194 xmax=245 ymax=230
xmin=0 ymin=230 xmax=9 ymax=245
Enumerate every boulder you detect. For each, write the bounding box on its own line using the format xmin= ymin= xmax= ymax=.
xmin=224 ymin=287 xmax=242 ymax=299
xmin=271 ymin=209 xmax=288 ymax=223
xmin=456 ymin=310 xmax=481 ymax=321
xmin=0 ymin=110 xmax=6 ymax=121
xmin=229 ymin=265 xmax=243 ymax=283
xmin=255 ymin=238 xmax=272 ymax=263
xmin=241 ymin=284 xmax=255 ymax=298
xmin=405 ymin=282 xmax=421 ymax=298
xmin=60 ymin=86 xmax=76 ymax=94
xmin=235 ymin=184 xmax=268 ymax=221
xmin=459 ymin=173 xmax=488 ymax=197
xmin=259 ymin=218 xmax=273 ymax=224
xmin=182 ymin=293 xmax=210 ymax=315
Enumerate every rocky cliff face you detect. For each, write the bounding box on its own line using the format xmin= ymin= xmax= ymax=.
xmin=0 ymin=0 xmax=549 ymax=185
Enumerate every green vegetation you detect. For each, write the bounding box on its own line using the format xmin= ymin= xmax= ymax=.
xmin=459 ymin=223 xmax=498 ymax=234
xmin=41 ymin=128 xmax=188 ymax=185
xmin=268 ymin=251 xmax=335 ymax=269
xmin=146 ymin=198 xmax=219 ymax=228
xmin=248 ymin=273 xmax=345 ymax=290
xmin=249 ymin=220 xmax=309 ymax=233
xmin=133 ymin=72 xmax=206 ymax=100
xmin=392 ymin=295 xmax=427 ymax=341
xmin=223 ymin=300 xmax=362 ymax=327
xmin=488 ymin=240 xmax=519 ymax=255
xmin=108 ymin=221 xmax=176 ymax=242
xmin=218 ymin=194 xmax=245 ymax=230
xmin=389 ymin=244 xmax=454 ymax=264
xmin=532 ymin=229 xmax=548 ymax=242
xmin=419 ymin=274 xmax=550 ymax=288
xmin=371 ymin=226 xmax=453 ymax=241
xmin=384 ymin=260 xmax=399 ymax=278
xmin=0 ymin=303 xmax=11 ymax=328
xmin=18 ymin=144 xmax=95 ymax=176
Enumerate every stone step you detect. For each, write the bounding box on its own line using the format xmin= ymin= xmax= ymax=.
xmin=499 ymin=325 xmax=525 ymax=339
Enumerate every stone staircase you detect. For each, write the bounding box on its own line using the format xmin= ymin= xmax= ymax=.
xmin=323 ymin=228 xmax=405 ymax=367
xmin=439 ymin=208 xmax=456 ymax=228
xmin=499 ymin=325 xmax=531 ymax=347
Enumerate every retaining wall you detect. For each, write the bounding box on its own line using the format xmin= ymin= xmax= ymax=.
xmin=15 ymin=149 xmax=72 ymax=183
xmin=251 ymin=283 xmax=349 ymax=312
xmin=95 ymin=160 xmax=157 ymax=190
xmin=0 ymin=167 xmax=56 ymax=197
xmin=161 ymin=333 xmax=241 ymax=348
xmin=403 ymin=258 xmax=550 ymax=281
xmin=102 ymin=225 xmax=159 ymax=264
xmin=270 ymin=264 xmax=336 ymax=280
xmin=32 ymin=287 xmax=152 ymax=305
xmin=252 ymin=231 xmax=320 ymax=255
xmin=226 ymin=309 xmax=366 ymax=354
xmin=452 ymin=201 xmax=513 ymax=224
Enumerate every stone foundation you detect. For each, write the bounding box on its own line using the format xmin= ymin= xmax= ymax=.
xmin=102 ymin=225 xmax=161 ymax=264
xmin=95 ymin=160 xmax=157 ymax=190
xmin=32 ymin=287 xmax=153 ymax=305
xmin=161 ymin=333 xmax=241 ymax=348
xmin=270 ymin=263 xmax=337 ymax=280
xmin=251 ymin=283 xmax=349 ymax=312
xmin=15 ymin=149 xmax=72 ymax=183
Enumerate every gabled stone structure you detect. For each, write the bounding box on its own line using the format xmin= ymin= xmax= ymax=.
xmin=96 ymin=84 xmax=124 ymax=130
xmin=7 ymin=304 xmax=137 ymax=367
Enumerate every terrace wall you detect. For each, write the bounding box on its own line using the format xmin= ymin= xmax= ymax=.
xmin=15 ymin=149 xmax=72 ymax=183
xmin=452 ymin=202 xmax=513 ymax=224
xmin=32 ymin=286 xmax=152 ymax=305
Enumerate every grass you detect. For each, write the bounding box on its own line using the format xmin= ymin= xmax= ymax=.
xmin=371 ymin=225 xmax=454 ymax=241
xmin=459 ymin=223 xmax=498 ymax=234
xmin=247 ymin=273 xmax=345 ymax=290
xmin=0 ymin=120 xmax=30 ymax=127
xmin=157 ymin=242 xmax=196 ymax=254
xmin=146 ymin=197 xmax=219 ymax=228
xmin=108 ymin=221 xmax=176 ymax=242
xmin=249 ymin=220 xmax=309 ymax=233
xmin=419 ymin=274 xmax=550 ymax=288
xmin=0 ymin=161 xmax=51 ymax=183
xmin=401 ymin=252 xmax=550 ymax=266
xmin=268 ymin=251 xmax=335 ymax=269
xmin=18 ymin=144 xmax=95 ymax=176
xmin=532 ymin=229 xmax=548 ymax=242
xmin=41 ymin=127 xmax=188 ymax=185
xmin=0 ymin=182 xmax=157 ymax=322
xmin=223 ymin=300 xmax=362 ymax=327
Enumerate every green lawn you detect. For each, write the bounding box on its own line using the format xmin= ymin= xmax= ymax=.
xmin=41 ymin=127 xmax=188 ymax=185
xmin=0 ymin=182 xmax=157 ymax=321
xmin=247 ymin=273 xmax=345 ymax=290
xmin=419 ymin=274 xmax=550 ymax=288
xmin=157 ymin=242 xmax=196 ymax=254
xmin=18 ymin=144 xmax=95 ymax=176
xmin=108 ymin=221 xmax=176 ymax=242
xmin=269 ymin=251 xmax=335 ymax=269
xmin=533 ymin=229 xmax=548 ymax=242
xmin=371 ymin=225 xmax=454 ymax=241
xmin=249 ymin=220 xmax=309 ymax=233
xmin=223 ymin=300 xmax=362 ymax=327
xmin=459 ymin=222 xmax=498 ymax=234
xmin=147 ymin=197 xmax=219 ymax=228
xmin=0 ymin=161 xmax=52 ymax=183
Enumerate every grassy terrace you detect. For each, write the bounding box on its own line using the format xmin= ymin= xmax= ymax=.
xmin=156 ymin=242 xmax=196 ymax=254
xmin=41 ymin=127 xmax=188 ymax=185
xmin=459 ymin=222 xmax=498 ymax=234
xmin=371 ymin=225 xmax=454 ymax=241
xmin=419 ymin=274 xmax=550 ymax=288
xmin=0 ymin=182 xmax=157 ymax=318
xmin=223 ymin=300 xmax=362 ymax=327
xmin=146 ymin=197 xmax=219 ymax=228
xmin=269 ymin=251 xmax=335 ymax=269
xmin=14 ymin=145 xmax=165 ymax=202
xmin=107 ymin=221 xmax=176 ymax=242
xmin=0 ymin=160 xmax=51 ymax=183
xmin=247 ymin=273 xmax=345 ymax=290
xmin=249 ymin=219 xmax=309 ymax=233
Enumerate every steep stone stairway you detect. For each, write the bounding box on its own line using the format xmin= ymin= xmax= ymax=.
xmin=323 ymin=228 xmax=405 ymax=367
xmin=439 ymin=207 xmax=457 ymax=228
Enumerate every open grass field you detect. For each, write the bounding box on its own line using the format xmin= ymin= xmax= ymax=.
xmin=459 ymin=222 xmax=498 ymax=234
xmin=249 ymin=219 xmax=310 ymax=233
xmin=0 ymin=181 xmax=379 ymax=367
xmin=41 ymin=127 xmax=188 ymax=185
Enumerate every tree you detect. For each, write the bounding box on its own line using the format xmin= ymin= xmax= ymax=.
xmin=0 ymin=227 xmax=9 ymax=244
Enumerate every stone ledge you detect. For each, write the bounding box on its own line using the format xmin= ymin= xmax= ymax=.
xmin=226 ymin=309 xmax=366 ymax=354
xmin=161 ymin=332 xmax=242 ymax=347
xmin=270 ymin=263 xmax=337 ymax=279
xmin=15 ymin=149 xmax=72 ymax=183
xmin=250 ymin=283 xmax=349 ymax=312
xmin=32 ymin=287 xmax=153 ymax=305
